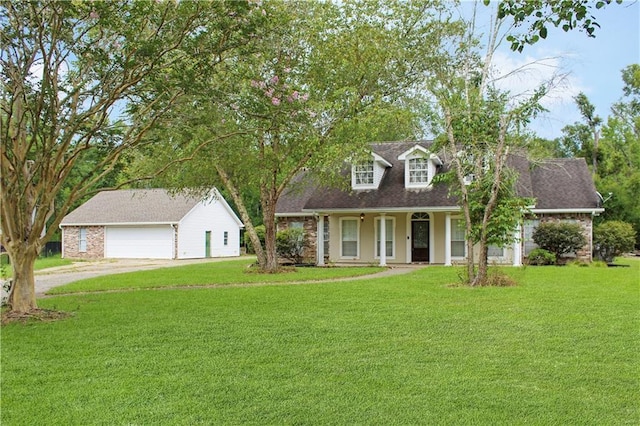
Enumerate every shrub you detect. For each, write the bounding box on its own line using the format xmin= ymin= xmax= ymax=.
xmin=593 ymin=221 xmax=636 ymax=263
xmin=532 ymin=221 xmax=586 ymax=262
xmin=482 ymin=268 xmax=517 ymax=287
xmin=276 ymin=228 xmax=308 ymax=264
xmin=526 ymin=248 xmax=556 ymax=265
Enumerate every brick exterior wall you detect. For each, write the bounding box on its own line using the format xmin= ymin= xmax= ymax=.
xmin=62 ymin=226 xmax=105 ymax=259
xmin=277 ymin=216 xmax=318 ymax=263
xmin=526 ymin=213 xmax=594 ymax=261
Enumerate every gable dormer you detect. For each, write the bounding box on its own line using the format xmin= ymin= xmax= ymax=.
xmin=398 ymin=145 xmax=442 ymax=189
xmin=351 ymin=152 xmax=392 ymax=190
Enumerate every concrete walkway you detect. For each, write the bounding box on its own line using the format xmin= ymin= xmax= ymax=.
xmin=33 ymin=257 xmax=426 ymax=297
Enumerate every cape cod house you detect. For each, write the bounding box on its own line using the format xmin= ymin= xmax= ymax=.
xmin=60 ymin=188 xmax=243 ymax=260
xmin=276 ymin=141 xmax=604 ymax=266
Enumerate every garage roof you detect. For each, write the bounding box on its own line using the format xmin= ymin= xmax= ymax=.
xmin=60 ymin=188 xmax=223 ymax=226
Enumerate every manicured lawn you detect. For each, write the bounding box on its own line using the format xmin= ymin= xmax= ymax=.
xmin=47 ymin=259 xmax=385 ymax=294
xmin=33 ymin=255 xmax=74 ymax=271
xmin=2 ymin=259 xmax=638 ymax=425
xmin=1 ymin=254 xmax=73 ymax=278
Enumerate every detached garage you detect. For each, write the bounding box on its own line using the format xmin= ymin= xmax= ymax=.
xmin=60 ymin=188 xmax=243 ymax=260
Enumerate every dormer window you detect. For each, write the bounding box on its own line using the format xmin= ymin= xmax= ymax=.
xmin=351 ymin=153 xmax=392 ymax=190
xmin=353 ymin=162 xmax=374 ymax=185
xmin=408 ymin=158 xmax=429 ymax=184
xmin=398 ymin=144 xmax=442 ymax=189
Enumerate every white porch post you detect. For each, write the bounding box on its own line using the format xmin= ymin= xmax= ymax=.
xmin=379 ymin=213 xmax=387 ymax=266
xmin=445 ymin=213 xmax=452 ymax=266
xmin=317 ymin=214 xmax=325 ymax=266
xmin=513 ymin=222 xmax=522 ymax=266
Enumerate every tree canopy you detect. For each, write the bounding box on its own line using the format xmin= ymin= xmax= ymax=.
xmin=128 ymin=0 xmax=461 ymax=271
xmin=0 ymin=0 xmax=258 ymax=313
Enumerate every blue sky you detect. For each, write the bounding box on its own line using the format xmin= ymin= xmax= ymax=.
xmin=460 ymin=0 xmax=640 ymax=139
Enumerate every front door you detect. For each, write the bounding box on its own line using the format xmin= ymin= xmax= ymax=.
xmin=412 ymin=220 xmax=429 ymax=262
xmin=205 ymin=231 xmax=211 ymax=258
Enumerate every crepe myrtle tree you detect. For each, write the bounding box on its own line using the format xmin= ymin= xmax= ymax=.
xmin=128 ymin=0 xmax=460 ymax=272
xmin=0 ymin=0 xmax=258 ymax=315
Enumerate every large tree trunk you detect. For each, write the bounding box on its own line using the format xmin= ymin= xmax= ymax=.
xmin=466 ymin=237 xmax=476 ymax=284
xmin=472 ymin=239 xmax=489 ymax=287
xmin=214 ymin=165 xmax=267 ymax=268
xmin=6 ymin=244 xmax=39 ymax=313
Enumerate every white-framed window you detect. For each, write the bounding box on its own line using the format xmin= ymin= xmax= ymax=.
xmin=290 ymin=221 xmax=304 ymax=229
xmin=374 ymin=217 xmax=395 ymax=258
xmin=523 ymin=219 xmax=539 ymax=256
xmin=451 ymin=219 xmax=466 ymax=258
xmin=223 ymin=231 xmax=229 ymax=246
xmin=353 ymin=161 xmax=374 ymax=186
xmin=488 ymin=245 xmax=504 ymax=257
xmin=340 ymin=218 xmax=359 ymax=258
xmin=408 ymin=158 xmax=429 ymax=184
xmin=79 ymin=227 xmax=87 ymax=252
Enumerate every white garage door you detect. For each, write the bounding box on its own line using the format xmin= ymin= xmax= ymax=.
xmin=105 ymin=226 xmax=173 ymax=259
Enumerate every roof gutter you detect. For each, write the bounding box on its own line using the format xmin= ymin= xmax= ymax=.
xmin=300 ymin=206 xmax=462 ymax=214
xmin=531 ymin=208 xmax=605 ymax=215
xmin=59 ymin=221 xmax=179 ymax=228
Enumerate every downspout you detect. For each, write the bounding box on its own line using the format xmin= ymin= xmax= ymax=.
xmin=171 ymin=224 xmax=177 ymax=260
xmin=59 ymin=225 xmax=65 ymax=259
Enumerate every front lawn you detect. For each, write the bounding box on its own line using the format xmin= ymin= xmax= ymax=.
xmin=1 ymin=253 xmax=73 ymax=278
xmin=2 ymin=259 xmax=638 ymax=425
xmin=47 ymin=258 xmax=385 ymax=294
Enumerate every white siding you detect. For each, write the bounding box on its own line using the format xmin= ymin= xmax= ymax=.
xmin=105 ymin=226 xmax=173 ymax=259
xmin=177 ymin=198 xmax=241 ymax=259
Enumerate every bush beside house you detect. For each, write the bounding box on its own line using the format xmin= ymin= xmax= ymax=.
xmin=532 ymin=222 xmax=587 ymax=264
xmin=593 ymin=221 xmax=636 ymax=263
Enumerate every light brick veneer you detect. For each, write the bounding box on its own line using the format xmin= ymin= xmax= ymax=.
xmin=63 ymin=226 xmax=105 ymax=259
xmin=527 ymin=213 xmax=594 ymax=261
xmin=277 ymin=216 xmax=318 ymax=263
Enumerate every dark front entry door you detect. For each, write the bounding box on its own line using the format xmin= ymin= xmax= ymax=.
xmin=412 ymin=221 xmax=429 ymax=262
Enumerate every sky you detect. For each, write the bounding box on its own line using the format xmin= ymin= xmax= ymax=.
xmin=459 ymin=0 xmax=640 ymax=140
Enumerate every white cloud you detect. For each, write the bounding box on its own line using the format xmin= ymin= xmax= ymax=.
xmin=490 ymin=50 xmax=584 ymax=109
xmin=488 ymin=49 xmax=588 ymax=138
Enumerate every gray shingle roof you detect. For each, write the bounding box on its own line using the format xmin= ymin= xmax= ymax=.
xmin=276 ymin=142 xmax=602 ymax=214
xmin=60 ymin=189 xmax=202 ymax=225
xmin=529 ymin=158 xmax=601 ymax=209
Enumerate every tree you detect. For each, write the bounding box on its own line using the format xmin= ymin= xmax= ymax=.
xmin=491 ymin=0 xmax=622 ymax=52
xmin=129 ymin=0 xmax=456 ymax=272
xmin=532 ymin=221 xmax=587 ymax=263
xmin=0 ymin=0 xmax=256 ymax=314
xmin=427 ymin=4 xmax=542 ymax=286
xmin=575 ymin=93 xmax=603 ymax=175
xmin=596 ymin=65 xmax=640 ymax=248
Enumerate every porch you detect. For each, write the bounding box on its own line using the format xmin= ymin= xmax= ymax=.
xmin=314 ymin=211 xmax=521 ymax=267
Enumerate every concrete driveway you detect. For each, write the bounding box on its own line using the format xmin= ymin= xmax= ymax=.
xmin=26 ymin=256 xmax=425 ymax=298
xmin=33 ymin=257 xmax=253 ymax=296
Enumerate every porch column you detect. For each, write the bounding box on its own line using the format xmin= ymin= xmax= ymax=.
xmin=445 ymin=213 xmax=452 ymax=266
xmin=513 ymin=222 xmax=522 ymax=266
xmin=317 ymin=214 xmax=325 ymax=266
xmin=379 ymin=213 xmax=387 ymax=266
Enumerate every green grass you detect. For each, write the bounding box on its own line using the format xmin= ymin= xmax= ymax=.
xmin=1 ymin=253 xmax=72 ymax=278
xmin=47 ymin=258 xmax=385 ymax=294
xmin=33 ymin=255 xmax=73 ymax=271
xmin=2 ymin=259 xmax=638 ymax=425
